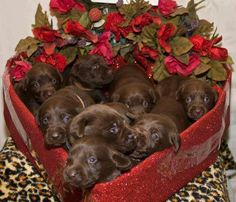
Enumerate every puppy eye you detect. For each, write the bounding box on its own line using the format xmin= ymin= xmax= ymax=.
xmin=109 ymin=123 xmax=118 ymax=134
xmin=204 ymin=96 xmax=210 ymax=103
xmin=142 ymin=101 xmax=149 ymax=108
xmin=88 ymin=156 xmax=97 ymax=164
xmin=63 ymin=114 xmax=71 ymax=124
xmin=42 ymin=117 xmax=49 ymax=125
xmin=185 ymin=96 xmax=192 ymax=103
xmin=32 ymin=81 xmax=40 ymax=89
xmin=151 ymin=132 xmax=160 ymax=142
xmin=91 ymin=64 xmax=99 ymax=70
xmin=52 ymin=79 xmax=57 ymax=84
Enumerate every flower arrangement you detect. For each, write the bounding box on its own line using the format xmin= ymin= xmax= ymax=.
xmin=7 ymin=0 xmax=233 ymax=85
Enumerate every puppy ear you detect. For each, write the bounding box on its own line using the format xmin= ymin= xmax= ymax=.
xmin=57 ymin=70 xmax=63 ymax=84
xmin=110 ymin=150 xmax=132 ymax=171
xmin=212 ymin=89 xmax=218 ymax=104
xmin=176 ymin=85 xmax=184 ymax=101
xmin=149 ymin=88 xmax=158 ymax=103
xmin=125 ymin=112 xmax=138 ymax=121
xmin=169 ymin=132 xmax=181 ymax=153
xmin=34 ymin=111 xmax=40 ymax=126
xmin=21 ymin=77 xmax=29 ymax=92
xmin=111 ymin=93 xmax=120 ymax=102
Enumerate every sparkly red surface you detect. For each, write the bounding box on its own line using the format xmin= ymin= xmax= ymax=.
xmin=3 ymin=71 xmax=231 ymax=202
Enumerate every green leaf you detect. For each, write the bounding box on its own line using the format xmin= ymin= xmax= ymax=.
xmin=33 ymin=4 xmax=50 ymax=28
xmin=79 ymin=12 xmax=91 ymax=28
xmin=175 ymin=54 xmax=190 ymax=65
xmin=225 ymin=55 xmax=234 ymax=65
xmin=15 ymin=36 xmax=40 ymax=57
xmin=200 ymin=56 xmax=211 ymax=64
xmin=140 ymin=24 xmax=158 ymax=49
xmin=120 ymin=45 xmax=134 ymax=57
xmin=119 ymin=0 xmax=152 ymax=22
xmin=170 ymin=7 xmax=188 ymax=17
xmin=153 ymin=61 xmax=170 ymax=82
xmin=193 ymin=19 xmax=214 ymax=38
xmin=207 ymin=61 xmax=227 ymax=81
xmin=112 ymin=45 xmax=121 ymax=57
xmin=171 ymin=37 xmax=193 ymax=56
xmin=193 ymin=62 xmax=211 ymax=75
xmin=59 ymin=46 xmax=78 ymax=65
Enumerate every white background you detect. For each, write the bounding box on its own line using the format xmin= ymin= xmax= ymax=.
xmin=0 ymin=0 xmax=235 ymax=161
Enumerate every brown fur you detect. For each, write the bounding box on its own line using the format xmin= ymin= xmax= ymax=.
xmin=67 ymin=104 xmax=137 ymax=154
xmin=37 ymin=86 xmax=94 ymax=148
xmin=129 ymin=97 xmax=189 ymax=161
xmin=14 ymin=63 xmax=63 ymax=115
xmin=63 ymin=136 xmax=132 ymax=189
xmin=156 ymin=75 xmax=217 ymax=121
xmin=110 ymin=64 xmax=157 ymax=115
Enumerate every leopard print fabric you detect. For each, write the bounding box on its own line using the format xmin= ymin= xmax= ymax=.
xmin=0 ymin=138 xmax=235 ymax=202
xmin=0 ymin=138 xmax=60 ymax=202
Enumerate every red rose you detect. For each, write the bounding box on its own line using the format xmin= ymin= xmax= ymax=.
xmin=104 ymin=12 xmax=132 ymax=41
xmin=133 ymin=46 xmax=155 ymax=78
xmin=131 ymin=13 xmax=153 ymax=33
xmin=190 ymin=35 xmax=209 ymax=56
xmin=6 ymin=52 xmax=28 ymax=69
xmin=130 ymin=13 xmax=162 ymax=33
xmin=164 ymin=54 xmax=200 ymax=76
xmin=140 ymin=46 xmax=158 ymax=61
xmin=35 ymin=52 xmax=67 ymax=72
xmin=190 ymin=35 xmax=228 ymax=60
xmin=10 ymin=61 xmax=32 ymax=81
xmin=32 ymin=27 xmax=61 ymax=43
xmin=64 ymin=20 xmax=98 ymax=43
xmin=158 ymin=0 xmax=177 ymax=16
xmin=89 ymin=31 xmax=114 ymax=64
xmin=208 ymin=47 xmax=228 ymax=61
xmin=157 ymin=23 xmax=176 ymax=53
xmin=50 ymin=0 xmax=86 ymax=14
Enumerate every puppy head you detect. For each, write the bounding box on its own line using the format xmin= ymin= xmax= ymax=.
xmin=130 ymin=114 xmax=180 ymax=160
xmin=63 ymin=137 xmax=132 ymax=189
xmin=22 ymin=63 xmax=63 ymax=104
xmin=67 ymin=104 xmax=137 ymax=154
xmin=37 ymin=94 xmax=83 ymax=147
xmin=111 ymin=84 xmax=157 ymax=115
xmin=70 ymin=55 xmax=114 ymax=88
xmin=176 ymin=79 xmax=218 ymax=121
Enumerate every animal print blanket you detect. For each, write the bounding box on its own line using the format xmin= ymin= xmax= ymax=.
xmin=0 ymin=137 xmax=235 ymax=202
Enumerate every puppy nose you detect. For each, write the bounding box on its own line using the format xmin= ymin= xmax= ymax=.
xmin=51 ymin=132 xmax=63 ymax=140
xmin=127 ymin=133 xmax=136 ymax=143
xmin=68 ymin=169 xmax=77 ymax=178
xmin=46 ymin=90 xmax=54 ymax=97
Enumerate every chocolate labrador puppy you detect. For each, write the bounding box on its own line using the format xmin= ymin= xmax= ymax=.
xmin=63 ymin=136 xmax=132 ymax=189
xmin=110 ymin=64 xmax=157 ymax=115
xmin=67 ymin=104 xmax=137 ymax=154
xmin=156 ymin=75 xmax=217 ymax=121
xmin=14 ymin=62 xmax=63 ymax=115
xmin=130 ymin=97 xmax=189 ymax=161
xmin=37 ymin=86 xmax=94 ymax=148
xmin=66 ymin=54 xmax=114 ymax=103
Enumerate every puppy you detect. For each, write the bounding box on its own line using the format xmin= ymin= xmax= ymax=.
xmin=110 ymin=64 xmax=157 ymax=115
xmin=156 ymin=75 xmax=217 ymax=121
xmin=105 ymin=102 xmax=136 ymax=125
xmin=67 ymin=104 xmax=137 ymax=154
xmin=37 ymin=86 xmax=94 ymax=148
xmin=130 ymin=97 xmax=188 ymax=161
xmin=14 ymin=62 xmax=63 ymax=115
xmin=66 ymin=54 xmax=114 ymax=103
xmin=63 ymin=136 xmax=132 ymax=189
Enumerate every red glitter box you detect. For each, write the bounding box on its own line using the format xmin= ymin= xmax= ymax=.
xmin=3 ymin=66 xmax=231 ymax=202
